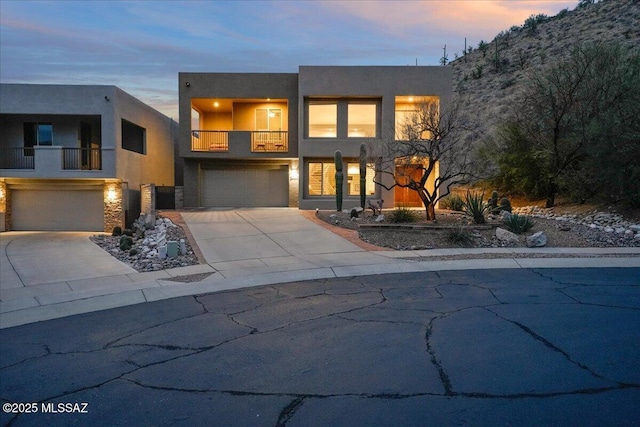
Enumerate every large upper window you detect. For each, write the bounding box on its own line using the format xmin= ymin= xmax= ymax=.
xmin=348 ymin=104 xmax=377 ymax=138
xmin=308 ymin=162 xmax=336 ymax=195
xmin=122 ymin=119 xmax=146 ymax=154
xmin=24 ymin=122 xmax=53 ymax=148
xmin=395 ymin=96 xmax=439 ymax=140
xmin=308 ymin=103 xmax=337 ymax=138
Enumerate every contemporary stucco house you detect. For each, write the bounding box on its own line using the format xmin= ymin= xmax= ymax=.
xmin=179 ymin=66 xmax=452 ymax=210
xmin=0 ymin=84 xmax=176 ymax=232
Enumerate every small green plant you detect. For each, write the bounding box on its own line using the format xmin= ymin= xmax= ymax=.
xmin=123 ymin=228 xmax=133 ymax=237
xmin=504 ymin=213 xmax=535 ymax=234
xmin=389 ymin=207 xmax=418 ymax=223
xmin=440 ymin=194 xmax=464 ymax=211
xmin=119 ymin=235 xmax=133 ymax=251
xmin=462 ymin=191 xmax=489 ymax=224
xmin=499 ymin=197 xmax=512 ymax=212
xmin=111 ymin=226 xmax=122 ymax=236
xmin=129 ymin=248 xmax=138 ymax=256
xmin=487 ymin=191 xmax=499 ymax=212
xmin=447 ymin=227 xmax=475 ymax=247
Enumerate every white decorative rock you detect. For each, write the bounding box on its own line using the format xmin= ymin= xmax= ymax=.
xmin=604 ymin=227 xmax=615 ymax=233
xmin=526 ymin=231 xmax=547 ymax=248
xmin=375 ymin=215 xmax=385 ymax=222
xmin=496 ymin=227 xmax=519 ymax=244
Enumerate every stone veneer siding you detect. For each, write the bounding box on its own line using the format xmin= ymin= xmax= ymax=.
xmin=104 ymin=181 xmax=124 ymax=233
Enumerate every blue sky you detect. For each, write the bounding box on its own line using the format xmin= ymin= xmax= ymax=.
xmin=1 ymin=0 xmax=577 ymax=119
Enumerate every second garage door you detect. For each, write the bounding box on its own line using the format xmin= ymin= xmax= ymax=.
xmin=201 ymin=166 xmax=289 ymax=207
xmin=12 ymin=189 xmax=104 ymax=231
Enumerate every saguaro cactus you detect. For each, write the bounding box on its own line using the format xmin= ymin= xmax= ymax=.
xmin=334 ymin=150 xmax=343 ymax=211
xmin=359 ymin=143 xmax=367 ymax=209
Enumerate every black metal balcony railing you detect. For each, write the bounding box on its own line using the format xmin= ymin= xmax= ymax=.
xmin=62 ymin=148 xmax=102 ymax=170
xmin=191 ymin=130 xmax=229 ymax=152
xmin=251 ymin=131 xmax=288 ymax=152
xmin=0 ymin=147 xmax=35 ymax=169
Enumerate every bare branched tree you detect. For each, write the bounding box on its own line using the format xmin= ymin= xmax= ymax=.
xmin=370 ymin=99 xmax=479 ymax=221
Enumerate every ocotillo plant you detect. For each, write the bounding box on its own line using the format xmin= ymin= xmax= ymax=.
xmin=359 ymin=143 xmax=367 ymax=209
xmin=334 ymin=150 xmax=343 ymax=211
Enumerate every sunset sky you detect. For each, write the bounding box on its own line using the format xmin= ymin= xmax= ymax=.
xmin=1 ymin=0 xmax=577 ymax=119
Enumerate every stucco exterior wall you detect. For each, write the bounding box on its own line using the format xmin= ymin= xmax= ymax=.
xmin=297 ymin=66 xmax=453 ymax=210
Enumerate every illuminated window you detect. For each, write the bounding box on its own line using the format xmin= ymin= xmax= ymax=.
xmin=308 ymin=103 xmax=337 ymax=138
xmin=395 ymin=96 xmax=439 ymax=140
xmin=256 ymin=108 xmax=282 ymax=131
xmin=347 ymin=163 xmax=376 ymax=196
xmin=308 ymin=162 xmax=337 ymax=195
xmin=348 ymin=104 xmax=377 ymax=137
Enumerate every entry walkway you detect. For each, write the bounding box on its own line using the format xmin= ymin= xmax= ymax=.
xmin=1 ymin=209 xmax=640 ymax=329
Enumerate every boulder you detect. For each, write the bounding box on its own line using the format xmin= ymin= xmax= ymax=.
xmin=526 ymin=231 xmax=547 ymax=248
xmin=496 ymin=227 xmax=519 ymax=244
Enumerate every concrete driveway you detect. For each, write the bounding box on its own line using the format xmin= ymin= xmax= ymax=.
xmin=0 ymin=232 xmax=137 ymax=316
xmin=180 ymin=208 xmax=384 ymax=277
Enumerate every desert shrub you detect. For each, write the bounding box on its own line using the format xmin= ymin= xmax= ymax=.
xmin=123 ymin=228 xmax=133 ymax=237
xmin=498 ymin=197 xmax=512 ymax=212
xmin=504 ymin=213 xmax=534 ymax=234
xmin=462 ymin=191 xmax=489 ymax=224
xmin=111 ymin=226 xmax=122 ymax=236
xmin=440 ymin=194 xmax=464 ymax=211
xmin=389 ymin=207 xmax=419 ymax=223
xmin=119 ymin=235 xmax=133 ymax=251
xmin=446 ymin=227 xmax=475 ymax=247
xmin=129 ymin=248 xmax=138 ymax=256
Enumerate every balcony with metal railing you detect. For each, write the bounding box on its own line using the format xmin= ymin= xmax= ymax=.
xmin=0 ymin=148 xmax=35 ymax=169
xmin=191 ymin=130 xmax=288 ymax=154
xmin=62 ymin=147 xmax=102 ymax=170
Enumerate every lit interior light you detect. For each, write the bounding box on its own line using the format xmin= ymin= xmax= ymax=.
xmin=213 ymin=102 xmax=219 ymax=108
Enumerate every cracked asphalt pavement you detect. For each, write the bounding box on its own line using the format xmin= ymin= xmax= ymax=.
xmin=1 ymin=268 xmax=639 ymax=426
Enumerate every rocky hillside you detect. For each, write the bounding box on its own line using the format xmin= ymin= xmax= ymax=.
xmin=451 ymin=0 xmax=640 ymax=136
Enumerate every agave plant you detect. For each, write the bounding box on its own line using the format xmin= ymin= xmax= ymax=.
xmin=504 ymin=213 xmax=535 ymax=234
xmin=462 ymin=190 xmax=489 ymax=224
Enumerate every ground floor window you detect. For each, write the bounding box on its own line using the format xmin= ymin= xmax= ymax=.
xmin=347 ymin=163 xmax=376 ymax=196
xmin=308 ymin=162 xmax=336 ymax=195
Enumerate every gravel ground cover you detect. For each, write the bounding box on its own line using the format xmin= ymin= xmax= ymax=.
xmin=91 ymin=215 xmax=199 ymax=272
xmin=317 ymin=208 xmax=640 ymax=251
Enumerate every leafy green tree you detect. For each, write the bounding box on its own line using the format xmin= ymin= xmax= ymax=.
xmin=491 ymin=42 xmax=640 ymax=207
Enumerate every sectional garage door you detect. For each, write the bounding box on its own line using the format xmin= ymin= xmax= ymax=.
xmin=12 ymin=189 xmax=104 ymax=231
xmin=201 ymin=165 xmax=288 ymax=207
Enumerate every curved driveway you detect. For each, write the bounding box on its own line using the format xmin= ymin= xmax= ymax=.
xmin=1 ymin=268 xmax=639 ymax=426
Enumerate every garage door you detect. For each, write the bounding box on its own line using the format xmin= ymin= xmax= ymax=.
xmin=202 ymin=166 xmax=288 ymax=207
xmin=12 ymin=189 xmax=104 ymax=231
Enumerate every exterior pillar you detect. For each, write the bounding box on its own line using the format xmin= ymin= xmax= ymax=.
xmin=104 ymin=180 xmax=124 ymax=233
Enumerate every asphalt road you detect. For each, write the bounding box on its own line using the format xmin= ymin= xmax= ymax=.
xmin=1 ymin=268 xmax=639 ymax=426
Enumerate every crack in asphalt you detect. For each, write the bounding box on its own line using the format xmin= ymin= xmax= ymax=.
xmin=2 ymin=269 xmax=639 ymax=426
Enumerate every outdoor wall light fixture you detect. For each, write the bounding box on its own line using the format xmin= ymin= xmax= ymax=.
xmin=185 ymin=82 xmax=191 ymax=87
xmin=290 ymin=167 xmax=299 ymax=181
xmin=104 ymin=96 xmax=110 ymax=102
xmin=106 ymin=188 xmax=117 ymax=202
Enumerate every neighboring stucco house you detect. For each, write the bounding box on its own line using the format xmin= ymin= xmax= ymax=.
xmin=179 ymin=66 xmax=452 ymax=210
xmin=0 ymin=84 xmax=176 ymax=232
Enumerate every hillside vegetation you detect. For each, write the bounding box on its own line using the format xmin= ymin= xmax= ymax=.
xmin=452 ymin=0 xmax=639 ymax=131
xmin=449 ymin=0 xmax=640 ymax=208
